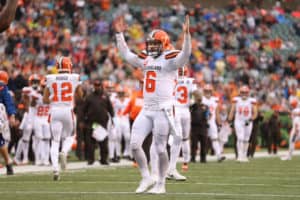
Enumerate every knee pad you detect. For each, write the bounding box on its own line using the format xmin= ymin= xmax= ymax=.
xmin=0 ymin=133 xmax=5 ymax=147
xmin=154 ymin=135 xmax=168 ymax=155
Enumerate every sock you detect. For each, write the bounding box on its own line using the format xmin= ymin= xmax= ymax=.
xmin=43 ymin=140 xmax=50 ymax=164
xmin=15 ymin=140 xmax=24 ymax=161
xmin=150 ymin=143 xmax=158 ymax=177
xmin=212 ymin=140 xmax=221 ymax=158
xmin=168 ymin=135 xmax=181 ymax=173
xmin=62 ymin=136 xmax=74 ymax=155
xmin=243 ymin=142 xmax=249 ymax=159
xmin=132 ymin=147 xmax=150 ymax=179
xmin=237 ymin=140 xmax=243 ymax=160
xmin=108 ymin=140 xmax=115 ymax=159
xmin=22 ymin=141 xmax=29 ymax=162
xmin=182 ymin=139 xmax=190 ymax=163
xmin=50 ymin=140 xmax=60 ymax=172
xmin=158 ymin=151 xmax=169 ymax=184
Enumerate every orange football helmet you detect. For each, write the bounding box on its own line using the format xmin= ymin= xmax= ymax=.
xmin=0 ymin=70 xmax=9 ymax=85
xmin=56 ymin=56 xmax=72 ymax=73
xmin=290 ymin=98 xmax=298 ymax=109
xmin=146 ymin=29 xmax=171 ymax=57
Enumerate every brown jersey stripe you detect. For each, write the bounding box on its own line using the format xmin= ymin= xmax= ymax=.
xmin=165 ymin=52 xmax=179 ymax=59
xmin=138 ymin=52 xmax=147 ymax=59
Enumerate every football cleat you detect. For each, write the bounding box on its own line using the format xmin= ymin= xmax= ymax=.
xmin=53 ymin=171 xmax=60 ymax=181
xmin=281 ymin=156 xmax=292 ymax=161
xmin=147 ymin=182 xmax=166 ymax=194
xmin=135 ymin=177 xmax=155 ymax=194
xmin=166 ymin=170 xmax=186 ymax=181
xmin=6 ymin=164 xmax=14 ymax=175
xmin=217 ymin=156 xmax=226 ymax=163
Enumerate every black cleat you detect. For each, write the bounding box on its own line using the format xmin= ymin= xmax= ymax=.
xmin=6 ymin=164 xmax=14 ymax=175
xmin=53 ymin=171 xmax=60 ymax=181
xmin=218 ymin=156 xmax=226 ymax=163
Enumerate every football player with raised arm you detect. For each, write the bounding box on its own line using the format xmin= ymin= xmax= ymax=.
xmin=114 ymin=15 xmax=191 ymax=194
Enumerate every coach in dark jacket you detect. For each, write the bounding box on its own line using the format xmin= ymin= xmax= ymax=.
xmin=190 ymin=90 xmax=209 ymax=163
xmin=83 ymin=79 xmax=114 ymax=165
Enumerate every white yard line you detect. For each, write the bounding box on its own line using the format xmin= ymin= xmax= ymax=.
xmin=1 ymin=150 xmax=300 ymax=175
xmin=0 ymin=191 xmax=299 ymax=198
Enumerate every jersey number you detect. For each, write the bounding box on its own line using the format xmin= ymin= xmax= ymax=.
xmin=52 ymin=82 xmax=73 ymax=102
xmin=37 ymin=106 xmax=49 ymax=116
xmin=238 ymin=106 xmax=250 ymax=117
xmin=177 ymin=86 xmax=188 ymax=104
xmin=145 ymin=71 xmax=156 ymax=93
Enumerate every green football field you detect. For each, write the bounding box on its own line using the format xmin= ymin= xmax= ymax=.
xmin=1 ymin=157 xmax=300 ymax=200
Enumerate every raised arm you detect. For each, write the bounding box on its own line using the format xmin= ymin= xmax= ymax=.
xmin=166 ymin=15 xmax=192 ymax=70
xmin=0 ymin=0 xmax=18 ymax=32
xmin=114 ymin=17 xmax=144 ymax=68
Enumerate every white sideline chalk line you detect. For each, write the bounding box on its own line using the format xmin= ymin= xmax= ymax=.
xmin=0 ymin=191 xmax=299 ymax=198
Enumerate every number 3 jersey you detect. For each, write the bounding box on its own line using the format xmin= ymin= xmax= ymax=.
xmin=46 ymin=73 xmax=80 ymax=107
xmin=174 ymin=77 xmax=196 ymax=108
xmin=232 ymin=96 xmax=257 ymax=121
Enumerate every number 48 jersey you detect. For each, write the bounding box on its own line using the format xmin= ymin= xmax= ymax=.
xmin=174 ymin=77 xmax=196 ymax=108
xmin=46 ymin=73 xmax=80 ymax=107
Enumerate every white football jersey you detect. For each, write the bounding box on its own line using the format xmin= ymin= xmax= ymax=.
xmin=202 ymin=96 xmax=219 ymax=122
xmin=114 ymin=97 xmax=130 ymax=116
xmin=174 ymin=77 xmax=196 ymax=108
xmin=46 ymin=73 xmax=80 ymax=107
xmin=116 ymin=32 xmax=191 ymax=110
xmin=292 ymin=107 xmax=300 ymax=121
xmin=33 ymin=93 xmax=50 ymax=120
xmin=233 ymin=96 xmax=257 ymax=121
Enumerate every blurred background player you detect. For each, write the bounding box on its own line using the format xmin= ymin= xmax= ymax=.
xmin=167 ymin=66 xmax=196 ymax=181
xmin=0 ymin=70 xmax=16 ymax=175
xmin=31 ymin=77 xmax=51 ymax=166
xmin=114 ymin=15 xmax=191 ymax=194
xmin=218 ymin=104 xmax=231 ymax=154
xmin=0 ymin=0 xmax=18 ymax=32
xmin=114 ymin=85 xmax=131 ymax=160
xmin=229 ymin=85 xmax=258 ymax=162
xmin=202 ymin=83 xmax=225 ymax=162
xmin=281 ymin=98 xmax=300 ymax=161
xmin=15 ymin=74 xmax=41 ymax=165
xmin=43 ymin=56 xmax=83 ymax=180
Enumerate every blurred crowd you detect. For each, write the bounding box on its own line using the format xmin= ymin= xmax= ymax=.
xmin=0 ymin=0 xmax=300 ymax=112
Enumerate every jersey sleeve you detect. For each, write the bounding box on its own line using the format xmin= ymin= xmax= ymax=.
xmin=115 ymin=32 xmax=145 ymax=68
xmin=250 ymin=98 xmax=257 ymax=105
xmin=0 ymin=86 xmax=16 ymax=116
xmin=164 ymin=33 xmax=192 ymax=70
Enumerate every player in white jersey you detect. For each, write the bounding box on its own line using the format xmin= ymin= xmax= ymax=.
xmin=114 ymin=86 xmax=131 ymax=159
xmin=43 ymin=56 xmax=83 ymax=180
xmin=218 ymin=104 xmax=231 ymax=153
xmin=229 ymin=85 xmax=258 ymax=162
xmin=202 ymin=84 xmax=225 ymax=162
xmin=166 ymin=66 xmax=196 ymax=181
xmin=114 ymin=15 xmax=191 ymax=194
xmin=15 ymin=74 xmax=41 ymax=165
xmin=281 ymin=99 xmax=300 ymax=160
xmin=32 ymin=79 xmax=51 ymax=166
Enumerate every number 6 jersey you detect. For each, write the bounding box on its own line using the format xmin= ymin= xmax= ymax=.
xmin=116 ymin=32 xmax=191 ymax=110
xmin=46 ymin=73 xmax=80 ymax=107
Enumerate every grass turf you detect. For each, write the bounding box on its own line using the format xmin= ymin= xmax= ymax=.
xmin=0 ymin=156 xmax=300 ymax=200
